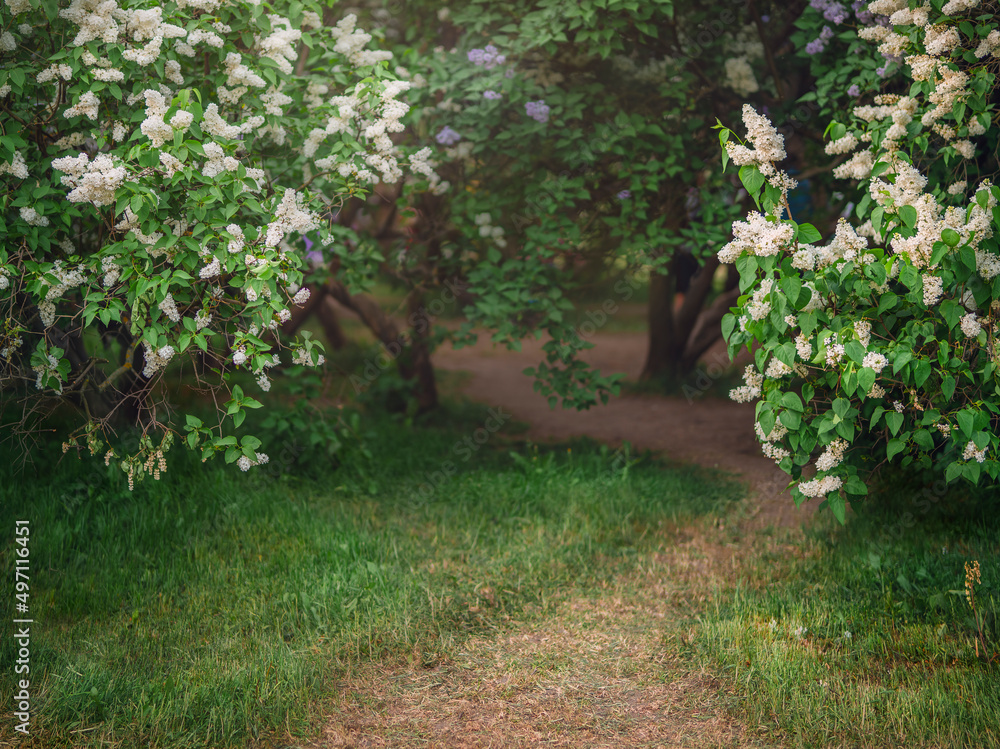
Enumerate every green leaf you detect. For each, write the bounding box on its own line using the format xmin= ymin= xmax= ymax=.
xmin=781 ymin=391 xmax=803 ymax=412
xmin=893 ymin=350 xmax=913 ymax=374
xmin=887 ymin=438 xmax=906 ymax=460
xmin=738 ymin=165 xmax=765 ymax=199
xmin=957 ymin=409 xmax=975 ymax=437
xmin=941 ymin=375 xmax=956 ymax=401
xmin=858 ymin=367 xmax=876 ymax=394
xmin=797 ymin=223 xmax=822 ymax=244
xmin=827 ymin=493 xmax=847 ymax=525
xmin=886 ymin=411 xmax=904 ymax=436
xmin=832 ymin=398 xmax=851 ymax=418
xmin=780 ymin=409 xmax=801 ymax=430
xmin=942 ymin=228 xmax=961 ymax=247
xmin=946 ymin=461 xmax=963 ymax=483
xmin=898 ymin=205 xmax=917 ymax=228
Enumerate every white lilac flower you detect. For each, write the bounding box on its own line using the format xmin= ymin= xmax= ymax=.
xmin=19 ymin=207 xmax=49 ymax=227
xmin=158 ymin=293 xmax=181 ymax=322
xmin=825 ymin=343 xmax=845 ymax=367
xmin=922 ymin=274 xmax=944 ymax=306
xmin=960 ymin=313 xmax=982 ymax=338
xmin=795 ymin=334 xmax=813 ymax=361
xmin=798 ymin=475 xmax=843 ymax=497
xmin=963 ymin=441 xmax=987 ymax=463
xmin=765 ymin=358 xmax=792 ymax=378
xmin=729 ymin=365 xmax=762 ymax=403
xmin=862 ymin=352 xmax=888 ymax=373
xmin=815 ymin=439 xmax=848 ymax=472
xmin=854 ymin=320 xmax=872 ymax=347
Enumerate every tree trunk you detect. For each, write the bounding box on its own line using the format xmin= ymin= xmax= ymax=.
xmin=406 ymin=293 xmax=438 ymax=413
xmin=642 ymin=254 xmax=736 ymax=380
xmin=324 ymin=281 xmax=438 ymax=412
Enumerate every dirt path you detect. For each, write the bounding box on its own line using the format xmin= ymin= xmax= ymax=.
xmin=312 ymin=329 xmax=801 ymax=748
xmin=317 ymin=530 xmax=780 ymax=749
xmin=432 ymin=331 xmax=819 ymax=529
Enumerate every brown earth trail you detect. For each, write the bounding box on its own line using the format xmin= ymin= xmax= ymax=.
xmin=309 ymin=330 xmax=812 ymax=749
xmin=432 ymin=331 xmax=820 ymax=529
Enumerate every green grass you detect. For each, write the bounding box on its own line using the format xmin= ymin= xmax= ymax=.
xmin=689 ymin=476 xmax=1000 ymax=748
xmin=0 ymin=406 xmax=738 ymax=748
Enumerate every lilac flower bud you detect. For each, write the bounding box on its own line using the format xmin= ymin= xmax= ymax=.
xmin=483 ymin=90 xmax=502 ymax=100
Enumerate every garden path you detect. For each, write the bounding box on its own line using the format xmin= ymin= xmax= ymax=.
xmin=432 ymin=330 xmax=821 ymax=529
xmin=314 ymin=332 xmax=804 ymax=748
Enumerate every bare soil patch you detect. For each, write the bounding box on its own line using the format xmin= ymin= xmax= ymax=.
xmin=432 ymin=331 xmax=821 ymax=529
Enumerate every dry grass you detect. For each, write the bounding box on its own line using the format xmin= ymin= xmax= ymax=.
xmin=309 ymin=520 xmax=785 ymax=749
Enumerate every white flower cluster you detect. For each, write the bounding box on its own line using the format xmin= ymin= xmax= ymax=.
xmin=798 ymin=475 xmax=844 ymax=498
xmin=862 ymin=352 xmax=888 ymax=373
xmin=330 ymin=14 xmax=393 ymax=68
xmin=52 ymin=153 xmax=129 ymax=206
xmin=20 ymin=207 xmax=49 ymax=227
xmin=724 ymin=57 xmax=759 ymax=97
xmin=960 ymin=312 xmax=982 ymax=338
xmin=474 ymin=213 xmax=507 ymax=248
xmin=724 ymin=105 xmax=788 ymax=181
xmin=158 ymin=292 xmax=181 ymax=322
xmin=0 ymin=150 xmax=28 ymax=180
xmin=141 ymin=342 xmax=176 ymax=378
xmin=729 ymin=365 xmax=762 ymax=403
xmin=292 ymin=348 xmax=325 ymax=367
xmin=791 ymin=219 xmax=869 ymax=271
xmin=264 ymin=189 xmax=318 ymax=249
xmin=719 ymin=213 xmax=794 ymax=264
xmin=963 ymin=441 xmax=987 ymax=463
xmin=815 ymin=439 xmax=848 ymax=472
xmin=854 ymin=320 xmax=872 ymax=347
xmin=32 ymin=353 xmax=63 ymax=393
xmin=237 ymin=452 xmax=269 ymax=471
xmin=922 ymin=274 xmax=944 ymax=306
xmin=101 ymin=255 xmax=120 ymax=287
xmin=747 ymin=278 xmax=774 ymax=321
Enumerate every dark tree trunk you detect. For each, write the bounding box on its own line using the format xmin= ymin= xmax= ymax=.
xmin=642 ymin=254 xmax=737 ymax=380
xmin=324 ymin=281 xmax=438 ymax=412
xmin=405 ymin=293 xmax=438 ymax=413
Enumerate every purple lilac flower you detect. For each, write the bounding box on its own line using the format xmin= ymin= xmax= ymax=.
xmin=525 ymin=100 xmax=550 ymax=123
xmin=483 ymin=90 xmax=502 ymax=100
xmin=616 ymin=190 xmax=632 ymax=200
xmin=820 ymin=25 xmax=834 ymax=40
xmin=848 ymin=83 xmax=861 ymax=97
xmin=468 ymin=44 xmax=506 ymax=70
xmin=875 ymin=65 xmax=888 ymax=78
xmin=504 ymin=68 xmax=514 ymax=78
xmin=825 ymin=4 xmax=849 ymax=23
xmin=805 ymin=38 xmax=826 ymax=55
xmin=435 ymin=126 xmax=461 ymax=145
xmin=761 ymin=14 xmax=770 ymax=22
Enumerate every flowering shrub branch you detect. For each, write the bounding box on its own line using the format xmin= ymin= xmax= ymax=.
xmin=719 ymin=0 xmax=1000 ymax=520
xmin=0 ymin=0 xmax=440 ymax=484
